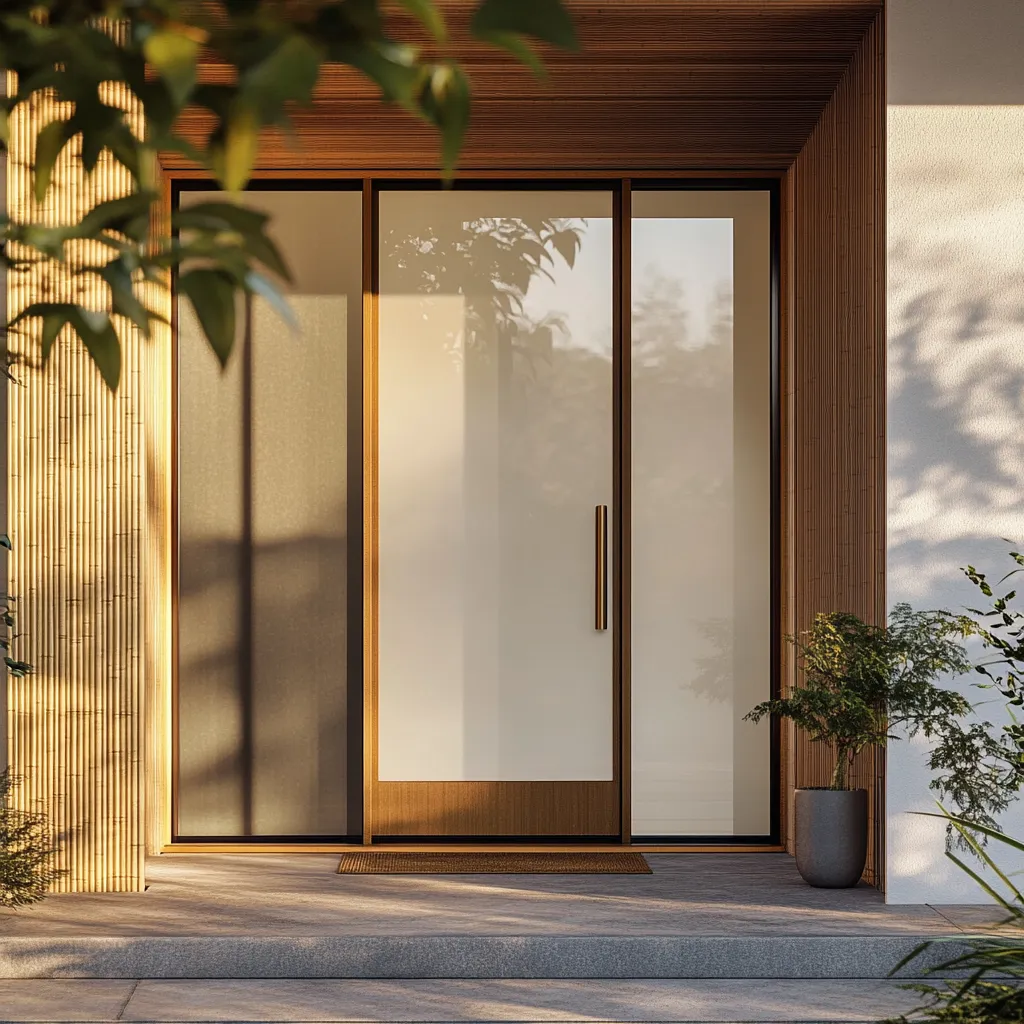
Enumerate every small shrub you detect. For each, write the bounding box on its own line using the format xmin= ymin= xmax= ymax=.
xmin=0 ymin=769 xmax=63 ymax=908
xmin=744 ymin=605 xmax=977 ymax=790
xmin=889 ymin=814 xmax=1024 ymax=1024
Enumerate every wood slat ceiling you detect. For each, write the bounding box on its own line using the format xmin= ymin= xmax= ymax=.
xmin=165 ymin=0 xmax=882 ymax=172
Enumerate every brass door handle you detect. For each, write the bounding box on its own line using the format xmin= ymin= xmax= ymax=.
xmin=595 ymin=504 xmax=608 ymax=631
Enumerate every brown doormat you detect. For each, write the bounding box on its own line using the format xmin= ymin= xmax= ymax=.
xmin=337 ymin=851 xmax=652 ymax=875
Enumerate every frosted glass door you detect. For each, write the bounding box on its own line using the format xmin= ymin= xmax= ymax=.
xmin=631 ymin=190 xmax=773 ymax=838
xmin=378 ymin=190 xmax=614 ymax=799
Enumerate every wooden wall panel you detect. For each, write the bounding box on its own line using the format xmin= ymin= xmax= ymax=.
xmin=786 ymin=14 xmax=885 ymax=886
xmin=5 ymin=78 xmax=167 ymax=891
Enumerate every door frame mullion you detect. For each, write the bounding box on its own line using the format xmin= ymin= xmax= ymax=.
xmin=614 ymin=179 xmax=632 ymax=843
xmin=362 ymin=178 xmax=379 ymax=844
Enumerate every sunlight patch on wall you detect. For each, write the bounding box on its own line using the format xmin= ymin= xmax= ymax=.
xmin=887 ymin=103 xmax=1024 ymax=903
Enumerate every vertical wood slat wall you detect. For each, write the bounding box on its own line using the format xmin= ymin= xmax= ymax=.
xmin=5 ymin=79 xmax=168 ymax=891
xmin=786 ymin=14 xmax=886 ymax=887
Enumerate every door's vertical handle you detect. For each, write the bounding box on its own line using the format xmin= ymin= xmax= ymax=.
xmin=595 ymin=504 xmax=608 ymax=631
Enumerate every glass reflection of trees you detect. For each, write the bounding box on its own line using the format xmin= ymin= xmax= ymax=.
xmin=379 ymin=211 xmax=584 ymax=374
xmin=632 ymin=269 xmax=735 ymax=706
xmin=380 ymin=207 xmax=608 ymax=512
xmin=381 ymin=202 xmax=614 ymax=776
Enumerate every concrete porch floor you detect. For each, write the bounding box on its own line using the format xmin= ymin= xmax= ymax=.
xmin=0 ymin=853 xmax=989 ymax=939
xmin=0 ymin=854 xmax=1007 ymax=1022
xmin=0 ymin=853 xmax=998 ymax=983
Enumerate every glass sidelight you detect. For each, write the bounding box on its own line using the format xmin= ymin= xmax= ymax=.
xmin=630 ymin=190 xmax=774 ymax=839
xmin=176 ymin=188 xmax=363 ymax=838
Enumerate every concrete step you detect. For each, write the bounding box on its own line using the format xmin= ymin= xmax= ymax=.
xmin=0 ymin=934 xmax=966 ymax=980
xmin=0 ymin=978 xmax=930 ymax=1022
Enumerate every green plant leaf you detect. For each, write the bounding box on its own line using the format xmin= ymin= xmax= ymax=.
xmin=99 ymin=261 xmax=159 ymax=336
xmin=243 ymin=34 xmax=323 ymax=119
xmin=916 ymin=810 xmax=1024 ymax=856
xmin=474 ymin=31 xmax=546 ymax=77
xmin=76 ymin=104 xmax=119 ymax=174
xmin=143 ymin=28 xmax=199 ymax=106
xmin=395 ymin=0 xmax=447 ymax=41
xmin=174 ymin=201 xmax=271 ymax=240
xmin=330 ymin=39 xmax=423 ymax=106
xmin=245 ymin=270 xmax=296 ymax=330
xmin=40 ymin=312 xmax=65 ymax=361
xmin=72 ymin=192 xmax=156 ymax=240
xmin=241 ymin=227 xmax=292 ymax=282
xmin=33 ymin=119 xmax=71 ymax=202
xmin=419 ymin=63 xmax=471 ymax=176
xmin=9 ymin=301 xmax=76 ymax=361
xmin=470 ymin=0 xmax=578 ymax=50
xmin=179 ymin=268 xmax=237 ymax=367
xmin=175 ymin=201 xmax=292 ymax=281
xmin=12 ymin=302 xmax=125 ymax=388
xmin=71 ymin=309 xmax=121 ymax=390
xmin=211 ymin=105 xmax=260 ymax=193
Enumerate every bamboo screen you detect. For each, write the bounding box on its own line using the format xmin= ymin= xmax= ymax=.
xmin=5 ymin=77 xmax=171 ymax=891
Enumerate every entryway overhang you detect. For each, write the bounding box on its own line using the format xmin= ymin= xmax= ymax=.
xmin=3 ymin=0 xmax=886 ymax=892
xmin=165 ymin=1 xmax=882 ymax=173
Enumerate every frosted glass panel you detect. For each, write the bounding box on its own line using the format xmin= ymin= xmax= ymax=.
xmin=177 ymin=296 xmax=245 ymax=833
xmin=631 ymin=190 xmax=772 ymax=837
xmin=378 ymin=190 xmax=614 ymax=782
xmin=177 ymin=189 xmax=361 ymax=836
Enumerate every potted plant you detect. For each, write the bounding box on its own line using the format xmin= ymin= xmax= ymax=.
xmin=745 ymin=604 xmax=976 ymax=887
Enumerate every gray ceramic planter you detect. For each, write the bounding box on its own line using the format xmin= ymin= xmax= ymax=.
xmin=794 ymin=788 xmax=868 ymax=888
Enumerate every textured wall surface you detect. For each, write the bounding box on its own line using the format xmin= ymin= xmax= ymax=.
xmin=5 ymin=81 xmax=170 ymax=891
xmin=887 ymin=0 xmax=1024 ymax=903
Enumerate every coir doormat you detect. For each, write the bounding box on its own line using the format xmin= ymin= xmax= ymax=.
xmin=336 ymin=851 xmax=652 ymax=874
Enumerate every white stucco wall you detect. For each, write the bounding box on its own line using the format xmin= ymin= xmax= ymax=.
xmin=887 ymin=0 xmax=1024 ymax=902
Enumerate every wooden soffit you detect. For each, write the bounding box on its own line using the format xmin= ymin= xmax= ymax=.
xmin=166 ymin=0 xmax=883 ymax=173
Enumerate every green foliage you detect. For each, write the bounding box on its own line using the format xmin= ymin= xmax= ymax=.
xmin=962 ymin=547 xmax=1024 ymax=782
xmin=909 ymin=544 xmax=1024 ymax=837
xmin=926 ymin=715 xmax=1023 ymax=837
xmin=964 ymin=548 xmax=1024 ymax=701
xmin=0 ymin=538 xmax=61 ymax=909
xmin=0 ymin=768 xmax=63 ymax=908
xmin=888 ymin=813 xmax=1024 ymax=1024
xmin=898 ymin=982 xmax=1024 ymax=1024
xmin=0 ymin=569 xmax=32 ymax=679
xmin=0 ymin=0 xmax=576 ymax=388
xmin=746 ymin=597 xmax=1024 ymax=836
xmin=746 ymin=605 xmax=975 ymax=790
